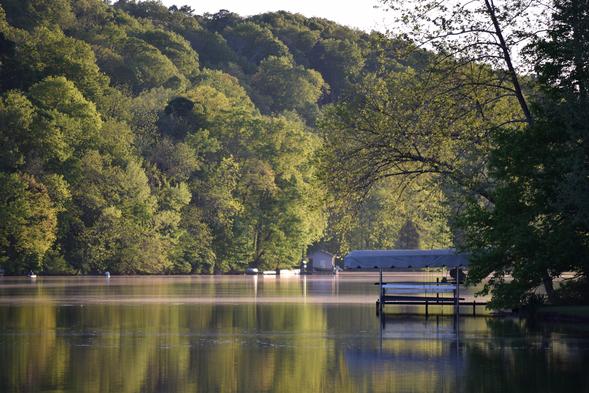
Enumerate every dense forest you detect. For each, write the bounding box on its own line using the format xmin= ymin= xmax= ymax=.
xmin=0 ymin=0 xmax=443 ymax=275
xmin=1 ymin=0 xmax=588 ymax=309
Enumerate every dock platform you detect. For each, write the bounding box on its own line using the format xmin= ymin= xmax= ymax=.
xmin=375 ymin=269 xmax=487 ymax=317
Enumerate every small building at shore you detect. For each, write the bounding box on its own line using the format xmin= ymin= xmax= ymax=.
xmin=308 ymin=250 xmax=336 ymax=272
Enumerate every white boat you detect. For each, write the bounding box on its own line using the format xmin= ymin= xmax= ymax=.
xmin=27 ymin=271 xmax=37 ymax=279
xmin=245 ymin=267 xmax=259 ymax=275
xmin=262 ymin=270 xmax=277 ymax=275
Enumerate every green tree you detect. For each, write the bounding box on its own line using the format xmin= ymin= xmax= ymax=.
xmin=183 ymin=28 xmax=237 ymax=68
xmin=460 ymin=0 xmax=589 ymax=307
xmin=309 ymin=39 xmax=364 ymax=100
xmin=149 ymin=138 xmax=200 ymax=182
xmin=250 ymin=12 xmax=321 ymax=67
xmin=116 ymin=37 xmax=183 ymax=93
xmin=175 ymin=205 xmax=215 ymax=273
xmin=0 ymin=173 xmax=57 ymax=273
xmin=0 ymin=91 xmax=35 ymax=171
xmin=1 ymin=76 xmax=103 ymax=171
xmin=66 ymin=151 xmax=167 ymax=274
xmin=138 ymin=29 xmax=200 ymax=78
xmin=460 ymin=119 xmax=580 ymax=307
xmin=251 ymin=55 xmax=326 ymax=123
xmin=319 ymin=68 xmax=516 ymax=203
xmin=8 ymin=26 xmax=109 ymax=99
xmin=197 ymin=156 xmax=245 ymax=272
xmin=28 ymin=76 xmax=102 ymax=166
xmin=223 ymin=22 xmax=291 ymax=67
xmin=0 ymin=0 xmax=75 ymax=30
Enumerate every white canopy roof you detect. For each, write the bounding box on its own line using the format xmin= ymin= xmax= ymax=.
xmin=343 ymin=249 xmax=469 ymax=269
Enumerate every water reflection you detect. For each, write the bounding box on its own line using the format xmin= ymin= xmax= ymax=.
xmin=0 ymin=275 xmax=587 ymax=393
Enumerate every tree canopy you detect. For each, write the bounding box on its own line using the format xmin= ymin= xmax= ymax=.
xmin=3 ymin=0 xmax=582 ymax=299
xmin=1 ymin=0 xmax=408 ymax=274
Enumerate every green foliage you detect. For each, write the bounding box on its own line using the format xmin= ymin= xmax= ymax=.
xmin=66 ymin=151 xmax=166 ymax=274
xmin=222 ymin=22 xmax=291 ymax=67
xmin=458 ymin=0 xmax=589 ymax=308
xmin=129 ymin=87 xmax=175 ymax=152
xmin=5 ymin=26 xmax=109 ymax=98
xmin=0 ymin=0 xmax=75 ymax=29
xmin=309 ymin=39 xmax=364 ymax=99
xmin=0 ymin=173 xmax=58 ymax=274
xmin=0 ymin=0 xmax=482 ymax=275
xmin=459 ymin=124 xmax=573 ymax=308
xmin=28 ymin=76 xmax=102 ymax=165
xmin=182 ymin=29 xmax=237 ymax=68
xmin=250 ymin=12 xmax=321 ymax=67
xmin=531 ymin=0 xmax=589 ymax=97
xmin=149 ymin=138 xmax=200 ymax=181
xmin=117 ymin=37 xmax=184 ymax=93
xmin=138 ymin=29 xmax=199 ymax=78
xmin=251 ymin=56 xmax=325 ymax=123
xmin=175 ymin=205 xmax=215 ymax=273
xmin=0 ymin=91 xmax=35 ymax=170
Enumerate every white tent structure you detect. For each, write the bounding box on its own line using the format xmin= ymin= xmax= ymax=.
xmin=343 ymin=249 xmax=469 ymax=270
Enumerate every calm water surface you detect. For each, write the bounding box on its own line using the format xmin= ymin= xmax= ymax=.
xmin=0 ymin=273 xmax=588 ymax=393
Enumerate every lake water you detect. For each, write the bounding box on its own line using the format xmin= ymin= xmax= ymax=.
xmin=0 ymin=273 xmax=588 ymax=393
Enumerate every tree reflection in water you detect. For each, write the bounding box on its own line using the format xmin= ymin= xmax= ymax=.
xmin=0 ymin=276 xmax=587 ymax=393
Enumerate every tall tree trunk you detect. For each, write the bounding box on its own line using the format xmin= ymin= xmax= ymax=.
xmin=483 ymin=0 xmax=534 ymax=126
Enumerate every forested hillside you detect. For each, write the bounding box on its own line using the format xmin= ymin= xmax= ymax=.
xmin=0 ymin=0 xmax=443 ymax=274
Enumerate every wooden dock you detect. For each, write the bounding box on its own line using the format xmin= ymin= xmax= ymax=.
xmin=375 ymin=268 xmax=487 ymax=317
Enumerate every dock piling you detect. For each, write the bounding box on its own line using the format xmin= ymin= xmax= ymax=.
xmin=378 ymin=268 xmax=383 ymax=314
xmin=454 ymin=266 xmax=460 ymax=317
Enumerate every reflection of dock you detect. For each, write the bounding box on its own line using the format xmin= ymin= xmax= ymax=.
xmin=375 ymin=269 xmax=487 ymax=317
xmin=378 ymin=314 xmax=459 ymax=339
xmin=346 ymin=315 xmax=465 ymax=384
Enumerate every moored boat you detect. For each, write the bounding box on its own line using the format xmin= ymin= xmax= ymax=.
xmin=245 ymin=267 xmax=259 ymax=275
